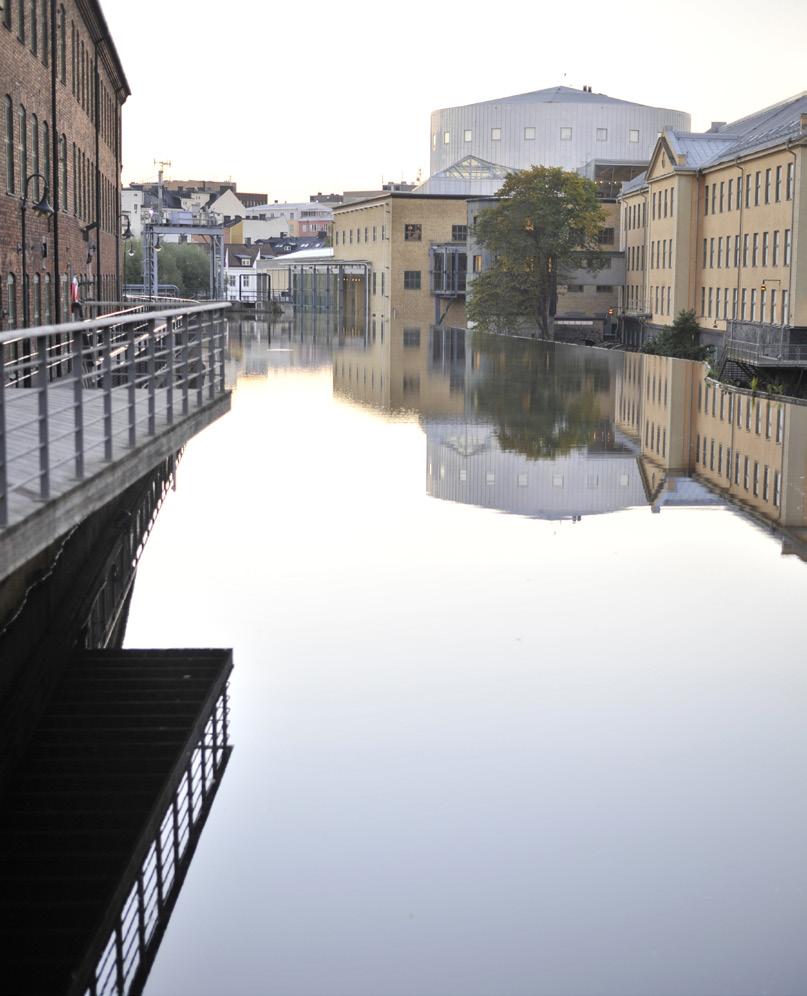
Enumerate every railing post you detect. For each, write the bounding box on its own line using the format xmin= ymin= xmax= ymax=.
xmin=167 ymin=319 xmax=175 ymax=424
xmin=148 ymin=319 xmax=157 ymax=436
xmin=127 ymin=324 xmax=136 ymax=448
xmin=181 ymin=315 xmax=189 ymax=416
xmin=207 ymin=313 xmax=215 ymax=401
xmin=37 ymin=335 xmax=50 ymax=500
xmin=0 ymin=342 xmax=7 ymax=526
xmin=103 ymin=328 xmax=113 ymax=462
xmin=218 ymin=310 xmax=226 ymax=395
xmin=196 ymin=314 xmax=204 ymax=409
xmin=72 ymin=328 xmax=85 ymax=479
xmin=114 ymin=919 xmax=125 ymax=996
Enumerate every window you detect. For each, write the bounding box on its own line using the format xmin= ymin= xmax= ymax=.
xmin=754 ymin=170 xmax=760 ymax=205
xmin=4 ymin=95 xmax=14 ymax=193
xmin=704 ymin=184 xmax=709 ymax=215
xmin=18 ymin=104 xmax=26 ymax=196
xmin=752 ymin=232 xmax=759 ymax=267
xmin=404 ymin=223 xmax=421 ymax=241
xmin=464 ymin=129 xmax=472 ymax=142
xmin=2 ymin=0 xmax=11 ymax=29
xmin=765 ymin=168 xmax=771 ymax=203
xmin=784 ymin=229 xmax=792 ymax=265
xmin=380 ymin=272 xmax=384 ymax=296
xmin=773 ymin=229 xmax=780 ymax=266
xmin=745 ymin=173 xmax=751 ymax=208
xmin=472 ymin=254 xmax=482 ymax=273
xmin=740 ymin=288 xmax=747 ymax=320
xmin=728 ymin=178 xmax=733 ymax=207
xmin=17 ymin=0 xmax=23 ymax=42
xmin=491 ymin=127 xmax=501 ymax=141
xmin=629 ymin=129 xmax=639 ymax=143
xmin=40 ymin=0 xmax=47 ymax=65
xmin=770 ymin=288 xmax=777 ymax=324
xmin=560 ymin=127 xmax=572 ymax=141
xmin=6 ymin=273 xmax=16 ymax=328
xmin=524 ymin=126 xmax=535 ymax=141
xmin=750 ymin=288 xmax=757 ymax=321
xmin=786 ymin=162 xmax=794 ymax=200
xmin=29 ymin=0 xmax=35 ymax=55
xmin=743 ymin=456 xmax=750 ymax=490
xmin=719 ymin=181 xmax=724 ymax=212
xmin=59 ymin=133 xmax=66 ymax=209
xmin=566 ymin=284 xmax=584 ymax=293
xmin=432 ymin=133 xmax=436 ymax=151
xmin=596 ymin=285 xmax=614 ymax=293
xmin=451 ymin=224 xmax=467 ymax=242
xmin=736 ymin=175 xmax=742 ymax=209
xmin=742 ymin=234 xmax=749 ymax=267
xmin=763 ymin=465 xmax=770 ymax=502
xmin=596 ymin=127 xmax=607 ymax=141
xmin=403 ymin=270 xmax=421 ymax=289
xmin=403 ymin=328 xmax=420 ymax=348
xmin=773 ymin=470 xmax=781 ymax=507
xmin=443 ymin=131 xmax=450 ymax=144
xmin=597 ymin=228 xmax=614 ymax=245
xmin=782 ymin=289 xmax=789 ymax=325
xmin=734 ymin=452 xmax=740 ymax=484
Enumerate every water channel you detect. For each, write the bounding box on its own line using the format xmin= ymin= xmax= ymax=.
xmin=4 ymin=314 xmax=807 ymax=994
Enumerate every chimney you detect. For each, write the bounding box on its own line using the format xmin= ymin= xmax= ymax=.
xmin=708 ymin=121 xmax=726 ymax=133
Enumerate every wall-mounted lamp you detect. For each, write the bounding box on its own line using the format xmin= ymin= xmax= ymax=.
xmin=81 ymin=221 xmax=99 ymax=241
xmin=120 ymin=212 xmax=133 ymax=240
xmin=126 ymin=240 xmax=135 ymax=258
xmin=86 ymin=243 xmax=96 ymax=266
xmin=154 ymin=236 xmax=163 ymax=253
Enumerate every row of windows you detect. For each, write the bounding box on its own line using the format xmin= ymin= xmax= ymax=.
xmin=700 ymin=285 xmax=790 ymax=325
xmin=698 ymin=382 xmax=785 ymax=443
xmin=702 ymin=229 xmax=792 ymax=270
xmin=695 ymin=438 xmax=781 ymax=506
xmin=404 ymin=223 xmax=468 ymax=243
xmin=651 ymin=186 xmax=674 ymax=221
xmin=644 ymin=420 xmax=668 ymax=458
xmin=624 ymin=284 xmax=645 ymax=311
xmin=433 ymin=126 xmax=641 ymax=150
xmin=336 ymin=223 xmax=385 ymax=246
xmin=564 ymin=284 xmax=614 ymax=293
xmin=650 ymin=238 xmax=673 ymax=270
xmin=3 ymin=96 xmax=117 ymax=233
xmin=705 ymin=165 xmax=794 ymax=215
xmin=646 ymin=371 xmax=669 ymax=407
xmin=647 ymin=284 xmax=672 ymax=315
xmin=429 ymin=463 xmax=631 ymax=491
xmin=3 ymin=3 xmax=117 ymax=149
xmin=370 ymin=271 xmax=385 ymax=296
xmin=626 ymin=244 xmax=646 ymax=272
xmin=0 ymin=269 xmax=113 ymax=330
xmin=625 ymin=201 xmax=647 ymax=231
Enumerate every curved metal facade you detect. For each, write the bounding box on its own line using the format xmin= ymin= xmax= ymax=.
xmin=429 ymin=88 xmax=691 ymax=176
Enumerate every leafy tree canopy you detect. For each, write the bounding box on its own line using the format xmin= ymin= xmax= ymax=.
xmin=640 ymin=310 xmax=712 ymax=360
xmin=123 ymin=240 xmax=211 ymax=299
xmin=467 ymin=166 xmax=606 ymax=337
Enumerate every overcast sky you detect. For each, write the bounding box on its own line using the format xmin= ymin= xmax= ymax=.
xmin=103 ymin=0 xmax=807 ymax=202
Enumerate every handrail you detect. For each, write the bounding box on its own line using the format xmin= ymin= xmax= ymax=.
xmin=0 ymin=301 xmax=230 ymax=346
xmin=1 ymin=302 xmax=231 ymax=530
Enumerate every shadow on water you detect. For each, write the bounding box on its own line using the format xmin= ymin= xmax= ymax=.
xmin=0 ymin=456 xmax=232 ymax=996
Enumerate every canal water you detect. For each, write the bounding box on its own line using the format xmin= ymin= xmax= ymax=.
xmin=129 ymin=317 xmax=807 ymax=995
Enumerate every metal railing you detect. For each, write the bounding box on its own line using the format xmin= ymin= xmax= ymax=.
xmin=80 ymin=682 xmax=231 ymax=996
xmin=0 ymin=302 xmax=230 ymax=528
xmin=721 ymin=320 xmax=807 ymax=367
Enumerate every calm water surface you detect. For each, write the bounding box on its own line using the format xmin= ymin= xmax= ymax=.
xmin=129 ymin=318 xmax=807 ymax=996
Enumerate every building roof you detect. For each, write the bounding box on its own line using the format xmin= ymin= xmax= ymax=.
xmin=435 ymin=84 xmax=684 ymax=115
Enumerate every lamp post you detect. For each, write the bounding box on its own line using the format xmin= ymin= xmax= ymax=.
xmin=21 ymin=173 xmax=54 ymax=327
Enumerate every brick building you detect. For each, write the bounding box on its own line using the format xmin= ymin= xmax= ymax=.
xmin=1 ymin=0 xmax=129 ymax=328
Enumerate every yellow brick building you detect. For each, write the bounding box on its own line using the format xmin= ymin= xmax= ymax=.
xmin=619 ymin=93 xmax=807 ymax=349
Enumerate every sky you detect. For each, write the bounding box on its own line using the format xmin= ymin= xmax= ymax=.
xmin=102 ymin=0 xmax=807 ymax=203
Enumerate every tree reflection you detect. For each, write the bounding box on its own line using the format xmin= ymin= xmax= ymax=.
xmin=471 ymin=334 xmax=615 ymax=459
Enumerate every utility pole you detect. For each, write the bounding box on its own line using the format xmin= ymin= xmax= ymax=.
xmin=154 ymin=159 xmax=172 ymax=215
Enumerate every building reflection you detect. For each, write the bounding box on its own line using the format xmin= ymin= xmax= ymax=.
xmin=0 ymin=457 xmax=232 ymax=996
xmin=614 ymin=351 xmax=807 ymax=553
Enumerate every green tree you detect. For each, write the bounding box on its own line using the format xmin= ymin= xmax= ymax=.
xmin=467 ymin=166 xmax=606 ymax=337
xmin=122 ymin=240 xmax=210 ymax=298
xmin=640 ymin=309 xmax=712 ymax=360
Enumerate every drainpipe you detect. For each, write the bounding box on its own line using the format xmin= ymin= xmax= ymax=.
xmin=734 ymin=158 xmax=744 ymax=331
xmin=49 ymin=0 xmax=61 ymax=322
xmin=786 ymin=139 xmax=798 ymax=330
xmin=94 ymin=40 xmax=101 ymax=301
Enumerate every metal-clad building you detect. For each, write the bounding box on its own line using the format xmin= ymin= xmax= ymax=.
xmin=421 ymin=86 xmax=690 ymax=196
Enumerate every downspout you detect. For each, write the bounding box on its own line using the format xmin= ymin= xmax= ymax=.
xmin=786 ymin=139 xmax=798 ymax=330
xmin=49 ymin=0 xmax=61 ymax=322
xmin=734 ymin=158 xmax=744 ymax=328
xmin=93 ymin=39 xmax=101 ymax=301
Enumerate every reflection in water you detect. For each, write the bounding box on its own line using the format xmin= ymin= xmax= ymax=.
xmin=325 ymin=314 xmax=807 ymax=544
xmin=125 ymin=313 xmax=807 ymax=996
xmin=0 ymin=459 xmax=232 ymax=996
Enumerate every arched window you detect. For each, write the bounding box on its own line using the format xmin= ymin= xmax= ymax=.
xmin=31 ymin=113 xmax=39 ymax=197
xmin=7 ymin=273 xmax=17 ymax=329
xmin=5 ymin=96 xmax=14 ymax=194
xmin=18 ymin=104 xmax=27 ymax=193
xmin=40 ymin=0 xmax=48 ymax=66
xmin=29 ymin=0 xmax=36 ymax=55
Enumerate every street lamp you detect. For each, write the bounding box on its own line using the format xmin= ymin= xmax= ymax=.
xmin=21 ymin=173 xmax=54 ymax=327
xmin=120 ymin=212 xmax=133 ymax=241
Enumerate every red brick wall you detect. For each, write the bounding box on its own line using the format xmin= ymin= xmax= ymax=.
xmin=0 ymin=0 xmax=127 ymax=329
